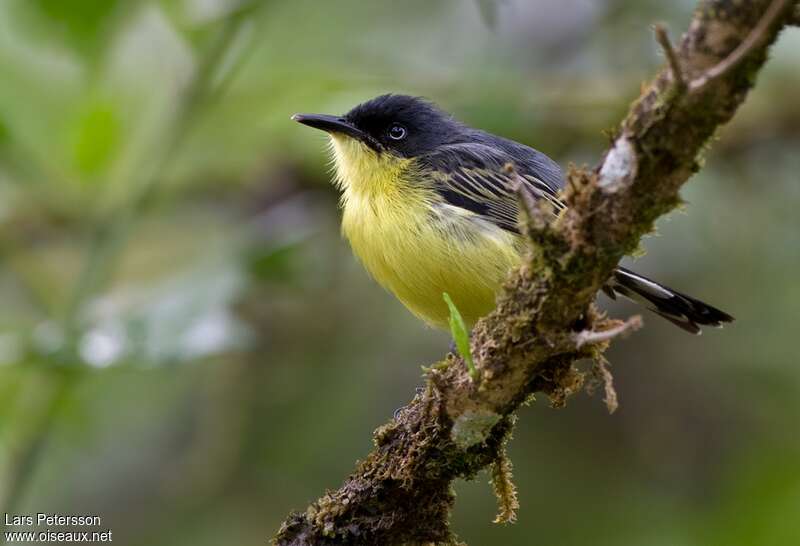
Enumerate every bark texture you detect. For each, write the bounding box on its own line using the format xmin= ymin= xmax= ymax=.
xmin=274 ymin=1 xmax=795 ymax=544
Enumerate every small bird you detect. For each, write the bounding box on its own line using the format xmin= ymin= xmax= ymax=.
xmin=293 ymin=94 xmax=733 ymax=334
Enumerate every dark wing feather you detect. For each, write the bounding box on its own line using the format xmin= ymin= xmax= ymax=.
xmin=417 ymin=142 xmax=565 ymax=233
xmin=415 ymin=141 xmax=734 ymax=335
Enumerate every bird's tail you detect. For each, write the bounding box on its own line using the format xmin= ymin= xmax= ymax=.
xmin=603 ymin=267 xmax=734 ymax=334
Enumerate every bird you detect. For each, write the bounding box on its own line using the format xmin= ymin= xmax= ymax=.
xmin=292 ymin=94 xmax=733 ymax=334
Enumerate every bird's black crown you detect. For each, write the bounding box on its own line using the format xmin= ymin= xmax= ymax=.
xmin=344 ymin=94 xmax=464 ymax=157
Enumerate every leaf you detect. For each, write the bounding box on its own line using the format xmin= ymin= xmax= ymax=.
xmin=0 ymin=115 xmax=9 ymax=145
xmin=443 ymin=292 xmax=478 ymax=382
xmin=71 ymin=101 xmax=121 ymax=177
xmin=30 ymin=0 xmax=122 ymax=56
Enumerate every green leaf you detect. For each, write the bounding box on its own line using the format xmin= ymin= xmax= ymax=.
xmin=0 ymin=115 xmax=9 ymax=145
xmin=443 ymin=292 xmax=478 ymax=382
xmin=30 ymin=0 xmax=122 ymax=57
xmin=71 ymin=101 xmax=121 ymax=177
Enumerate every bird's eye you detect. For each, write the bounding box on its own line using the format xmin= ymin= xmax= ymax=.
xmin=388 ymin=124 xmax=407 ymax=140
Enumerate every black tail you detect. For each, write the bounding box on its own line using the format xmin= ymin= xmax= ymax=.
xmin=604 ymin=267 xmax=734 ymax=334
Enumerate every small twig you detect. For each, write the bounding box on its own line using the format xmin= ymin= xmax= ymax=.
xmin=654 ymin=23 xmax=685 ymax=90
xmin=506 ymin=164 xmax=537 ymax=219
xmin=689 ymin=0 xmax=791 ymax=91
xmin=573 ymin=315 xmax=643 ymax=348
xmin=504 ymin=163 xmax=550 ymax=235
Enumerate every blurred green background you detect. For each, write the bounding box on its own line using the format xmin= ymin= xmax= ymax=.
xmin=0 ymin=0 xmax=798 ymax=544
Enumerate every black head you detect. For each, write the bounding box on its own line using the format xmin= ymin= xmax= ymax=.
xmin=292 ymin=94 xmax=464 ymax=157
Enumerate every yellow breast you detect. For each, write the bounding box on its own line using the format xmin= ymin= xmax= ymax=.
xmin=330 ymin=135 xmax=522 ymax=328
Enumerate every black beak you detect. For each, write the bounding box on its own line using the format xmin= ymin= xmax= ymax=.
xmin=291 ymin=113 xmax=381 ymax=151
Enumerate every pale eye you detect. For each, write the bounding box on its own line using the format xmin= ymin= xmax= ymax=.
xmin=388 ymin=124 xmax=407 ymax=140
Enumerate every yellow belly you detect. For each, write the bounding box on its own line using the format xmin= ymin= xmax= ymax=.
xmin=328 ymin=133 xmax=522 ymax=329
xmin=342 ymin=194 xmax=522 ymax=329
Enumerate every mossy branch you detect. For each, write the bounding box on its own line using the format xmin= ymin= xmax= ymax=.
xmin=274 ymin=1 xmax=795 ymax=544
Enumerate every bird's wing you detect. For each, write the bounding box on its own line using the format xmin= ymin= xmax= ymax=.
xmin=417 ymin=142 xmax=565 ymax=234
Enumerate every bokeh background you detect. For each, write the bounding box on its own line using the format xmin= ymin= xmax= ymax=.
xmin=0 ymin=0 xmax=798 ymax=544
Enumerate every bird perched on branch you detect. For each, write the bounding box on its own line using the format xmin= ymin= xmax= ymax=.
xmin=293 ymin=94 xmax=733 ymax=334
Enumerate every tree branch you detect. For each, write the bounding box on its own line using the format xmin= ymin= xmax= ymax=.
xmin=688 ymin=0 xmax=792 ymax=91
xmin=573 ymin=315 xmax=642 ymax=349
xmin=274 ymin=1 xmax=794 ymax=544
xmin=654 ymin=23 xmax=686 ymax=90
